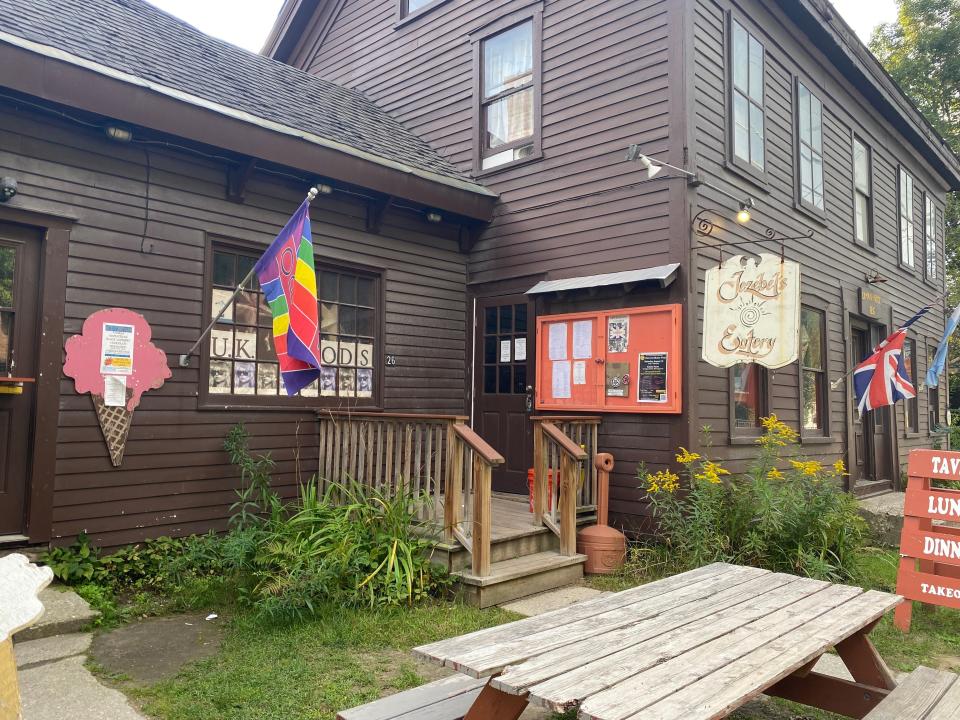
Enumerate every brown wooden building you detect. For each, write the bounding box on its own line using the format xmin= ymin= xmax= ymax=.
xmin=2 ymin=0 xmax=959 ymax=561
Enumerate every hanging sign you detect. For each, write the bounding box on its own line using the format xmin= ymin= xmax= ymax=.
xmin=895 ymin=449 xmax=960 ymax=632
xmin=702 ymin=253 xmax=800 ymax=369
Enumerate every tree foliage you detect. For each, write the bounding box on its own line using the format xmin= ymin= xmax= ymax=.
xmin=871 ymin=0 xmax=960 ymax=406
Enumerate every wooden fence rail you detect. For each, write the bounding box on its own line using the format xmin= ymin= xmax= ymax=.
xmin=531 ymin=418 xmax=589 ymax=555
xmin=531 ymin=416 xmax=600 ymax=512
xmin=316 ymin=411 xmax=503 ymax=577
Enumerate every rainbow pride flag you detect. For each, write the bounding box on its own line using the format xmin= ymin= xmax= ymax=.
xmin=254 ymin=200 xmax=322 ymax=395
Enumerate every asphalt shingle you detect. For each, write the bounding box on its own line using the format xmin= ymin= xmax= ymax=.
xmin=0 ymin=0 xmax=476 ymax=187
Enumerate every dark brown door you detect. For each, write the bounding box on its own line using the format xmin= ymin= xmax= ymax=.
xmin=850 ymin=323 xmax=894 ymax=493
xmin=0 ymin=224 xmax=40 ymax=534
xmin=473 ymin=295 xmax=534 ymax=494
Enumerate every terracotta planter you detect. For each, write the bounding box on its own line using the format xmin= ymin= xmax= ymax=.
xmin=577 ymin=452 xmax=626 ymax=574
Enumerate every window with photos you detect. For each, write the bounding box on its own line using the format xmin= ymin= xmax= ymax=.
xmin=206 ymin=246 xmax=378 ymax=403
xmin=925 ymin=194 xmax=937 ymax=281
xmin=731 ymin=363 xmax=767 ymax=435
xmin=796 ymin=81 xmax=824 ymax=212
xmin=853 ymin=137 xmax=873 ymax=244
xmin=899 ymin=167 xmax=915 ymax=267
xmin=479 ymin=19 xmax=537 ymax=171
xmin=903 ymin=337 xmax=919 ymax=433
xmin=730 ymin=18 xmax=765 ymax=171
xmin=799 ymin=307 xmax=826 ymax=434
xmin=928 ymin=344 xmax=940 ymax=430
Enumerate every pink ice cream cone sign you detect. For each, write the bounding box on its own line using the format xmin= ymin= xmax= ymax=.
xmin=64 ymin=309 xmax=171 ymax=466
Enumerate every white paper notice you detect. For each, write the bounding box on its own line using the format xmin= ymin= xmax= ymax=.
xmin=514 ymin=337 xmax=527 ymax=361
xmin=573 ymin=360 xmax=586 ymax=385
xmin=100 ymin=323 xmax=135 ymax=375
xmin=573 ymin=320 xmax=593 ymax=359
xmin=500 ymin=339 xmax=512 ymax=363
xmin=552 ymin=360 xmax=571 ymax=399
xmin=548 ymin=323 xmax=568 ymax=361
xmin=103 ymin=375 xmax=127 ymax=407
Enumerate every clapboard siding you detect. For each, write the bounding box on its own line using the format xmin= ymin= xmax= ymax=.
xmin=0 ymin=103 xmax=469 ymax=546
xmin=691 ymin=0 xmax=948 ymax=476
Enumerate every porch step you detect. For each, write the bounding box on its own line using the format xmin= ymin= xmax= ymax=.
xmin=14 ymin=586 xmax=100 ymax=642
xmin=455 ymin=551 xmax=587 ymax=608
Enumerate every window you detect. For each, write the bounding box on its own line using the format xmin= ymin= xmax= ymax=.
xmin=796 ymin=81 xmax=824 ymax=212
xmin=204 ymin=244 xmax=379 ymax=405
xmin=929 ymin=343 xmax=941 ymax=431
xmin=403 ymin=0 xmax=434 ymax=13
xmin=903 ymin=337 xmax=919 ymax=433
xmin=0 ymin=246 xmax=14 ymax=374
xmin=477 ymin=17 xmax=540 ymax=172
xmin=730 ymin=18 xmax=765 ymax=172
xmin=731 ymin=364 xmax=767 ymax=435
xmin=925 ymin=193 xmax=937 ymax=281
xmin=800 ymin=307 xmax=827 ymax=434
xmin=899 ymin=167 xmax=915 ymax=267
xmin=483 ymin=303 xmax=528 ymax=395
xmin=853 ymin=137 xmax=873 ymax=245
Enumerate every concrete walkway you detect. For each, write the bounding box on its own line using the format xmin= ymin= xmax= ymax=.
xmin=15 ymin=633 xmax=147 ymax=720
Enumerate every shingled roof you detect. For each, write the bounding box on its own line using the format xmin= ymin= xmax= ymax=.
xmin=0 ymin=0 xmax=488 ymax=194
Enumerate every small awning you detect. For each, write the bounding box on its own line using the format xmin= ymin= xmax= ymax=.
xmin=525 ymin=263 xmax=680 ymax=295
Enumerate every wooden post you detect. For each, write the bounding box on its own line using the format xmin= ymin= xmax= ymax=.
xmin=559 ymin=452 xmax=578 ymax=555
xmin=533 ymin=421 xmax=546 ymax=526
xmin=473 ymin=454 xmax=492 ymax=577
xmin=444 ymin=424 xmax=464 ymax=542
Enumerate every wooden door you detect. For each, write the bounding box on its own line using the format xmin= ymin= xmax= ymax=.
xmin=0 ymin=224 xmax=40 ymax=535
xmin=850 ymin=323 xmax=893 ymax=493
xmin=474 ymin=296 xmax=534 ymax=494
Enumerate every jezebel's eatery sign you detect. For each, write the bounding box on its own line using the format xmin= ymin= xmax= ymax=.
xmin=895 ymin=449 xmax=960 ymax=632
xmin=702 ymin=254 xmax=801 ymax=369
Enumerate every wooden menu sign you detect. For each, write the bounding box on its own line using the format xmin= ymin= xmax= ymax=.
xmin=895 ymin=449 xmax=960 ymax=631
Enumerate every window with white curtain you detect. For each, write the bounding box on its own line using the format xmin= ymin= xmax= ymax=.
xmin=481 ymin=21 xmax=535 ymax=170
xmin=899 ymin=167 xmax=915 ymax=267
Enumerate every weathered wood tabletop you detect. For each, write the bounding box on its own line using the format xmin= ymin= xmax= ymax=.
xmin=413 ymin=563 xmax=903 ymax=720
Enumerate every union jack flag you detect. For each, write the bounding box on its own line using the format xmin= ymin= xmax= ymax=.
xmin=853 ymin=305 xmax=932 ymax=415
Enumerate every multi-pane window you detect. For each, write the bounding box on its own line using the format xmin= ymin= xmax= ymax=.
xmin=403 ymin=0 xmax=433 ymax=14
xmin=0 ymin=246 xmax=14 ymax=375
xmin=929 ymin=344 xmax=941 ymax=430
xmin=480 ymin=21 xmax=536 ymax=171
xmin=206 ymin=246 xmax=377 ymax=403
xmin=899 ymin=167 xmax=915 ymax=267
xmin=483 ymin=303 xmax=528 ymax=395
xmin=800 ymin=308 xmax=826 ymax=433
xmin=731 ymin=364 xmax=766 ymax=433
xmin=797 ymin=82 xmax=824 ymax=212
xmin=903 ymin=337 xmax=919 ymax=433
xmin=853 ymin=137 xmax=873 ymax=244
xmin=731 ymin=19 xmax=765 ymax=171
xmin=925 ymin=194 xmax=937 ymax=281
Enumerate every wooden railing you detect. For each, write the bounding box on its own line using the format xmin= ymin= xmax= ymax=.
xmin=316 ymin=411 xmax=503 ymax=577
xmin=531 ymin=418 xmax=589 ymax=555
xmin=531 ymin=416 xmax=601 ymax=512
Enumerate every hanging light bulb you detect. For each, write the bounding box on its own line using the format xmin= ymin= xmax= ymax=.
xmin=737 ymin=199 xmax=755 ymax=224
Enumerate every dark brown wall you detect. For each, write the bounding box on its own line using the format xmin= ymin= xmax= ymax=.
xmin=0 ymin=104 xmax=469 ymax=546
xmin=689 ymin=0 xmax=948 ymax=475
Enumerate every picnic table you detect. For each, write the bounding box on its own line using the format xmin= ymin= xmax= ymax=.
xmin=412 ymin=563 xmax=903 ymax=720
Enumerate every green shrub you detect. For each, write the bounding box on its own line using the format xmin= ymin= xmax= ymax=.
xmin=636 ymin=416 xmax=866 ymax=583
xmin=43 ymin=533 xmax=100 ymax=584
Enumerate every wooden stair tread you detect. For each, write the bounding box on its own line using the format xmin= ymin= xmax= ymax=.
xmin=456 ymin=551 xmax=586 ymax=587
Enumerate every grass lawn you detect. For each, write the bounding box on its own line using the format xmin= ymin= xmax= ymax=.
xmin=106 ymin=548 xmax=960 ymax=720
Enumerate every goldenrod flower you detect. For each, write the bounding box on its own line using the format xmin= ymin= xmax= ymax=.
xmin=789 ymin=459 xmax=822 ymax=477
xmin=646 ymin=469 xmax=680 ymax=494
xmin=695 ymin=461 xmax=729 ymax=485
xmin=757 ymin=414 xmax=798 ymax=447
xmin=833 ymin=459 xmax=848 ymax=476
xmin=767 ymin=467 xmax=784 ymax=480
xmin=676 ymin=447 xmax=700 ymax=464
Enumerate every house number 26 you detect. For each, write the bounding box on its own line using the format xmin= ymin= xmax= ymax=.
xmin=385 ymin=355 xmax=397 ymax=366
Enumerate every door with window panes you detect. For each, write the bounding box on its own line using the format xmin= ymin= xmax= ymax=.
xmin=474 ymin=296 xmax=534 ymax=494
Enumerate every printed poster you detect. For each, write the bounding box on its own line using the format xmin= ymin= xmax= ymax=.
xmin=320 ymin=366 xmax=337 ymax=397
xmin=573 ymin=360 xmax=587 ymax=386
xmin=608 ymin=317 xmax=629 ymax=354
xmin=548 ymin=323 xmax=568 ymax=361
xmin=573 ymin=320 xmax=593 ymax=359
xmin=100 ymin=323 xmax=135 ymax=375
xmin=552 ymin=360 xmax=571 ymax=399
xmin=514 ymin=337 xmax=527 ymax=361
xmin=103 ymin=375 xmax=127 ymax=407
xmin=356 ymin=369 xmax=373 ymax=398
xmin=211 ymin=288 xmax=234 ymax=322
xmin=500 ymin=340 xmax=512 ymax=363
xmin=638 ymin=352 xmax=668 ymax=403
xmin=605 ymin=361 xmax=630 ymax=397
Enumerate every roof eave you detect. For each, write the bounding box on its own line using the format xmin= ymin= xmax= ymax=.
xmin=0 ymin=34 xmax=497 ymax=221
xmin=261 ymin=0 xmax=319 ymax=61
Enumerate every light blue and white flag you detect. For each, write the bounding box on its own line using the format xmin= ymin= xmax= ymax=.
xmin=927 ymin=303 xmax=960 ymax=388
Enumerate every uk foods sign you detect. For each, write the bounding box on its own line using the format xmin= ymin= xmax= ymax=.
xmin=702 ymin=253 xmax=800 ymax=369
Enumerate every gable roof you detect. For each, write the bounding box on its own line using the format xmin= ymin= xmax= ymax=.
xmin=0 ymin=0 xmax=497 ymax=211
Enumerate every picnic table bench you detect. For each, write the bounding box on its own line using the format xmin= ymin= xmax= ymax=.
xmin=339 ymin=562 xmax=926 ymax=719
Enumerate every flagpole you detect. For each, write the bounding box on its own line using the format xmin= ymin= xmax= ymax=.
xmin=177 ymin=187 xmax=319 ymax=368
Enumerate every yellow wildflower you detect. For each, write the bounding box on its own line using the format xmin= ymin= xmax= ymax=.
xmin=695 ymin=461 xmax=730 ymax=485
xmin=789 ymin=459 xmax=823 ymax=477
xmin=833 ymin=459 xmax=848 ymax=476
xmin=676 ymin=447 xmax=701 ymax=464
xmin=757 ymin=414 xmax=799 ymax=447
xmin=767 ymin=467 xmax=784 ymax=480
xmin=646 ymin=469 xmax=680 ymax=494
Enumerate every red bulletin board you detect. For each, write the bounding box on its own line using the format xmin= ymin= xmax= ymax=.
xmin=534 ymin=304 xmax=682 ymax=414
